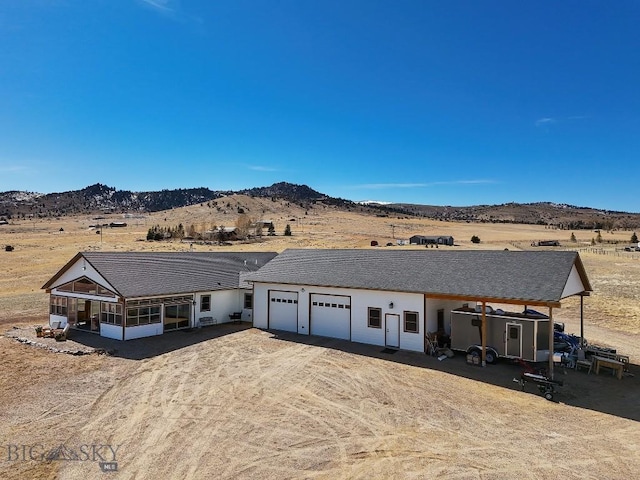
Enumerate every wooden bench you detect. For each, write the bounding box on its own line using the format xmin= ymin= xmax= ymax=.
xmin=229 ymin=312 xmax=242 ymax=323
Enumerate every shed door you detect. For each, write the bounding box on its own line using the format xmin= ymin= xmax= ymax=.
xmin=268 ymin=291 xmax=298 ymax=332
xmin=505 ymin=323 xmax=522 ymax=358
xmin=310 ymin=294 xmax=351 ymax=340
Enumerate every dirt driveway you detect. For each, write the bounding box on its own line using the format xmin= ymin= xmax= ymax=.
xmin=1 ymin=322 xmax=638 ymax=480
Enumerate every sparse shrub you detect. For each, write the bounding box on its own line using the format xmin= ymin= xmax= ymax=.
xmin=596 ymin=231 xmax=603 ymax=243
xmin=632 ymin=232 xmax=638 ymax=244
xmin=284 ymin=224 xmax=292 ymax=236
xmin=5 ymin=245 xmax=14 ymax=252
xmin=570 ymin=232 xmax=576 ymax=242
xmin=470 ymin=235 xmax=481 ymax=244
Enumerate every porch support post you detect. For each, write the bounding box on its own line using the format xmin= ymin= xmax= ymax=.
xmin=548 ymin=306 xmax=554 ymax=380
xmin=580 ymin=295 xmax=585 ymax=347
xmin=481 ymin=301 xmax=487 ymax=367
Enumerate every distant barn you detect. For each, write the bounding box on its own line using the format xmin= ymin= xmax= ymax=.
xmin=409 ymin=235 xmax=454 ymax=246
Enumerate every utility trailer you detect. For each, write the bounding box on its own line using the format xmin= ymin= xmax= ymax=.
xmin=450 ymin=307 xmax=551 ymax=363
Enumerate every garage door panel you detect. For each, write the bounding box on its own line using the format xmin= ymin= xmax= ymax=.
xmin=268 ymin=291 xmax=298 ymax=332
xmin=310 ymin=294 xmax=351 ymax=340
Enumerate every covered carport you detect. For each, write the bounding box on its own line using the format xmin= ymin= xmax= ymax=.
xmin=427 ymin=252 xmax=592 ymax=378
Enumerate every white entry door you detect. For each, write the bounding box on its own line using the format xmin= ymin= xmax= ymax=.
xmin=385 ymin=314 xmax=400 ymax=348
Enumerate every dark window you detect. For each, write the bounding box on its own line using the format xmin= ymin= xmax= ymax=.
xmin=100 ymin=303 xmax=123 ymax=325
xmin=368 ymin=307 xmax=382 ymax=329
xmin=126 ymin=305 xmax=161 ymax=327
xmin=201 ymin=295 xmax=211 ymax=312
xmin=244 ymin=293 xmax=253 ymax=309
xmin=404 ymin=311 xmax=419 ymax=333
xmin=164 ymin=303 xmax=190 ymax=330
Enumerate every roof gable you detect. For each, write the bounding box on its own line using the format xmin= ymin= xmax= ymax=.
xmin=44 ymin=251 xmax=278 ymax=299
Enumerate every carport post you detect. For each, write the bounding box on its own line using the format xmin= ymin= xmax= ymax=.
xmin=481 ymin=301 xmax=487 ymax=367
xmin=548 ymin=307 xmax=554 ymax=380
xmin=580 ymin=295 xmax=585 ymax=347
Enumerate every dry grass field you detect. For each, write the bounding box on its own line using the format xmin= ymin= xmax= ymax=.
xmin=1 ymin=196 xmax=639 ymax=479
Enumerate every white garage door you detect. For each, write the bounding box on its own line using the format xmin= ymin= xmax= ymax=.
xmin=310 ymin=294 xmax=351 ymax=340
xmin=268 ymin=290 xmax=298 ymax=332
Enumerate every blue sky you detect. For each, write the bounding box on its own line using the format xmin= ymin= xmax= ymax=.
xmin=1 ymin=1 xmax=639 ymax=211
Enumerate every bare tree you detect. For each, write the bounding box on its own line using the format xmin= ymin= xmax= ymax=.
xmin=235 ymin=214 xmax=253 ymax=240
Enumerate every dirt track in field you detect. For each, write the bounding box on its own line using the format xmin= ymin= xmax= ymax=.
xmin=1 ymin=324 xmax=639 ymax=480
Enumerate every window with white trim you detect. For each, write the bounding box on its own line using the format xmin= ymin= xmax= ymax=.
xmin=201 ymin=295 xmax=211 ymax=312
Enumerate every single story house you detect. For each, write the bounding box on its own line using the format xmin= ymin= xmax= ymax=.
xmin=410 ymin=235 xmax=454 ymax=246
xmin=246 ymin=249 xmax=591 ymax=371
xmin=42 ymin=251 xmax=277 ymax=340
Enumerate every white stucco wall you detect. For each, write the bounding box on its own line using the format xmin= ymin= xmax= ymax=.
xmin=125 ymin=322 xmax=163 ymax=340
xmin=424 ymin=298 xmax=463 ymax=335
xmin=252 ymin=283 xmax=427 ymax=352
xmin=195 ymin=289 xmax=248 ymax=326
xmin=49 ymin=314 xmax=67 ymax=328
xmin=100 ymin=323 xmax=123 ymax=340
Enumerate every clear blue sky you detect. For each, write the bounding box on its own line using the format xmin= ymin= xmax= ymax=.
xmin=1 ymin=1 xmax=639 ymax=211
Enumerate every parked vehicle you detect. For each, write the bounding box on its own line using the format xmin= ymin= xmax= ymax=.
xmin=450 ymin=308 xmax=551 ymax=363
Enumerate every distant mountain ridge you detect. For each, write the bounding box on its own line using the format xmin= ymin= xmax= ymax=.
xmin=1 ymin=182 xmax=639 ymax=229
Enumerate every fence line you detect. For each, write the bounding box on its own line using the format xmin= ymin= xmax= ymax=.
xmin=508 ymin=242 xmax=640 ymax=259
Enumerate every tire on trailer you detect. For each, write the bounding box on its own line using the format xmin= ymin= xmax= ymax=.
xmin=485 ymin=349 xmax=498 ymax=364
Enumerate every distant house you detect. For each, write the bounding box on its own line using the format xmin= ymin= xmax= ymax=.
xmin=254 ymin=220 xmax=274 ymax=229
xmin=409 ymin=235 xmax=454 ymax=246
xmin=206 ymin=226 xmax=239 ymax=241
xmin=537 ymin=240 xmax=560 ymax=247
xmin=42 ymin=251 xmax=277 ymax=340
xmin=109 ymin=222 xmax=127 ymax=228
